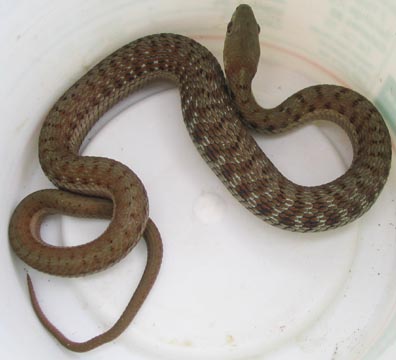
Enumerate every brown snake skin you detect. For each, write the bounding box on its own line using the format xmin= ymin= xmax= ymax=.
xmin=8 ymin=4 xmax=392 ymax=352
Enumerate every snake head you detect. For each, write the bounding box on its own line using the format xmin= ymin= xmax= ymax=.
xmin=223 ymin=4 xmax=261 ymax=89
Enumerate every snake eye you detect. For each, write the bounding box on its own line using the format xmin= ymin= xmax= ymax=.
xmin=227 ymin=21 xmax=233 ymax=34
xmin=257 ymin=24 xmax=261 ymax=33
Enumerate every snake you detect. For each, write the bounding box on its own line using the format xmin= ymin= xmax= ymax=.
xmin=8 ymin=4 xmax=392 ymax=353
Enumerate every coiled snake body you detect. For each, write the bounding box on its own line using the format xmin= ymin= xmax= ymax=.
xmin=8 ymin=5 xmax=392 ymax=352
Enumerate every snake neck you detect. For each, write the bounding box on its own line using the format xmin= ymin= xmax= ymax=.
xmin=226 ymin=67 xmax=276 ymax=133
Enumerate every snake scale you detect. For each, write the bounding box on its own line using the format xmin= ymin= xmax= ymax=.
xmin=8 ymin=4 xmax=392 ymax=352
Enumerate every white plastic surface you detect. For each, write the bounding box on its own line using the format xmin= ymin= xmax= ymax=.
xmin=1 ymin=1 xmax=396 ymax=359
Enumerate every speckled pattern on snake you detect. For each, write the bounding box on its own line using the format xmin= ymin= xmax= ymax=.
xmin=8 ymin=4 xmax=392 ymax=352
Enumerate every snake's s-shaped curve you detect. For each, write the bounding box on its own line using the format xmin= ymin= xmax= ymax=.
xmin=8 ymin=4 xmax=392 ymax=353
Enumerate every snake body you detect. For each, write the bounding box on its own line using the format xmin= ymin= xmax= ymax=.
xmin=8 ymin=4 xmax=392 ymax=352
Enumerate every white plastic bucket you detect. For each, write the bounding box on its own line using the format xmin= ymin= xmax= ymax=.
xmin=1 ymin=1 xmax=395 ymax=359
